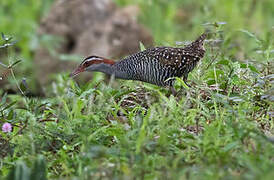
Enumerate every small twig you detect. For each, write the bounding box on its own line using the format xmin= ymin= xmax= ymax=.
xmin=195 ymin=117 xmax=199 ymax=135
xmin=9 ymin=68 xmax=25 ymax=96
xmin=205 ymin=51 xmax=220 ymax=72
xmin=224 ymin=68 xmax=234 ymax=92
xmin=0 ymin=61 xmax=8 ymax=68
xmin=38 ymin=119 xmax=57 ymax=123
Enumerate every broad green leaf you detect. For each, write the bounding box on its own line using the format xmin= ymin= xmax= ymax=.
xmin=139 ymin=42 xmax=146 ymax=51
xmin=239 ymin=29 xmax=261 ymax=44
xmin=217 ymin=59 xmax=230 ymax=66
xmin=6 ymin=161 xmax=30 ymax=180
xmin=30 ymin=155 xmax=47 ymax=180
xmin=9 ymin=60 xmax=22 ymax=68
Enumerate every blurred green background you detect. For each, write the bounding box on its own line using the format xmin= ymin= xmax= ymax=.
xmin=0 ymin=0 xmax=273 ymax=179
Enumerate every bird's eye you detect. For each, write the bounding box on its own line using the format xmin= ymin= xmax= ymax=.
xmin=83 ymin=61 xmax=89 ymax=67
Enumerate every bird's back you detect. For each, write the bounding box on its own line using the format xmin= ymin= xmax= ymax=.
xmin=113 ymin=33 xmax=206 ymax=86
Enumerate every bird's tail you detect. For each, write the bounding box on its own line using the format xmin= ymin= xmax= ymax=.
xmin=185 ymin=32 xmax=207 ymax=50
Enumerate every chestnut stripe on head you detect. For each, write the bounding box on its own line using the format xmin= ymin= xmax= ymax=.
xmin=81 ymin=56 xmax=115 ymax=68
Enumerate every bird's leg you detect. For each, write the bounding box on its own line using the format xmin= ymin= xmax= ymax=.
xmin=183 ymin=74 xmax=191 ymax=87
xmin=170 ymin=86 xmax=177 ymax=96
xmin=168 ymin=80 xmax=177 ymax=96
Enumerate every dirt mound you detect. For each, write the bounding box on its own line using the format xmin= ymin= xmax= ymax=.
xmin=34 ymin=0 xmax=153 ymax=86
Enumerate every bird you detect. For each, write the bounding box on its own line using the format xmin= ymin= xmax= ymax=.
xmin=70 ymin=33 xmax=207 ymax=92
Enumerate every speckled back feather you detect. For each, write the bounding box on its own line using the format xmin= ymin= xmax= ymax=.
xmin=113 ymin=33 xmax=207 ymax=86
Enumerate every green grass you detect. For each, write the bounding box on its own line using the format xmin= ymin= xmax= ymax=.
xmin=1 ymin=0 xmax=274 ymax=179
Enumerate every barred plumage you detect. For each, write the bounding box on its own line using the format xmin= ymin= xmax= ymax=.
xmin=71 ymin=33 xmax=207 ymax=88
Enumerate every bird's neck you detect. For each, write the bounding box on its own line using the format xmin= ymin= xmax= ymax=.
xmin=86 ymin=61 xmax=129 ymax=79
xmin=86 ymin=63 xmax=114 ymax=75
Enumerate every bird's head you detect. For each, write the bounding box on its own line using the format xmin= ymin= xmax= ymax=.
xmin=70 ymin=55 xmax=115 ymax=77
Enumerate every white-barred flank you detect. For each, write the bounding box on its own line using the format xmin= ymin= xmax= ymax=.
xmin=112 ymin=33 xmax=206 ymax=86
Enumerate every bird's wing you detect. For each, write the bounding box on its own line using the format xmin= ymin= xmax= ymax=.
xmin=146 ymin=33 xmax=207 ymax=66
xmin=145 ymin=47 xmax=201 ymax=68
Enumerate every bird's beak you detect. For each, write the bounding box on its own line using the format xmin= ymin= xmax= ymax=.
xmin=70 ymin=66 xmax=84 ymax=78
